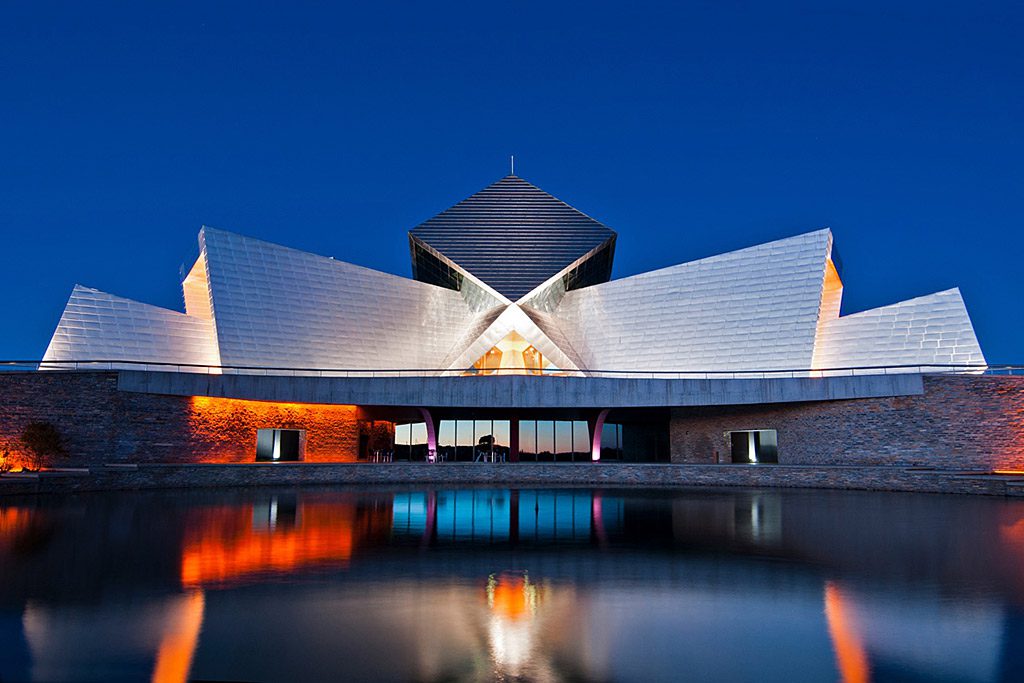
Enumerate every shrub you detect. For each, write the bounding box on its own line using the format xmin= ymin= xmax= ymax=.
xmin=20 ymin=422 xmax=66 ymax=470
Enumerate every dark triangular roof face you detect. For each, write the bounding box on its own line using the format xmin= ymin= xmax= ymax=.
xmin=409 ymin=176 xmax=616 ymax=300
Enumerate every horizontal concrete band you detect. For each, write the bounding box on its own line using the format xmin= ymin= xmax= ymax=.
xmin=1 ymin=462 xmax=1018 ymax=497
xmin=115 ymin=370 xmax=925 ymax=408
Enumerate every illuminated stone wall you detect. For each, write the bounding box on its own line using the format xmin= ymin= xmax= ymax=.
xmin=3 ymin=371 xmax=1024 ymax=471
xmin=0 ymin=372 xmax=360 ymax=467
xmin=179 ymin=396 xmax=359 ymax=463
xmin=670 ymin=375 xmax=1024 ymax=470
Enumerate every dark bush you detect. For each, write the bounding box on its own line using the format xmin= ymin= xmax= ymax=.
xmin=20 ymin=422 xmax=66 ymax=470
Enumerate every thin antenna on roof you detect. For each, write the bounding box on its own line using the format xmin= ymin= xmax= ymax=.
xmin=510 ymin=155 xmax=515 ymax=176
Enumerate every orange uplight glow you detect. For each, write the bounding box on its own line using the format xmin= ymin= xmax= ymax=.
xmin=811 ymin=257 xmax=845 ymax=372
xmin=0 ymin=447 xmax=29 ymax=473
xmin=180 ymin=502 xmax=374 ymax=588
xmin=186 ymin=395 xmax=360 ymax=463
xmin=824 ymin=582 xmax=870 ymax=683
xmin=151 ymin=590 xmax=205 ymax=683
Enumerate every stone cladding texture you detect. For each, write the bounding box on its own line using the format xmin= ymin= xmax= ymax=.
xmin=670 ymin=375 xmax=1024 ymax=469
xmin=2 ymin=372 xmax=1023 ymax=473
xmin=0 ymin=463 xmax=1017 ymax=497
xmin=0 ymin=372 xmax=359 ymax=466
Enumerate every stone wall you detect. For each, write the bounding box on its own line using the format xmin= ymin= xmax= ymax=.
xmin=1 ymin=372 xmax=119 ymax=468
xmin=670 ymin=375 xmax=1024 ymax=470
xmin=0 ymin=372 xmax=360 ymax=467
xmin=3 ymin=371 xmax=1024 ymax=472
xmin=1 ymin=462 xmax=1020 ymax=497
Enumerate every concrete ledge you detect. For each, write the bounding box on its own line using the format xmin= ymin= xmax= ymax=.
xmin=114 ymin=370 xmax=925 ymax=408
xmin=1 ymin=462 xmax=1018 ymax=497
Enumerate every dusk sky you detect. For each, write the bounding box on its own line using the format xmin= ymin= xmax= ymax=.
xmin=2 ymin=1 xmax=1021 ymax=362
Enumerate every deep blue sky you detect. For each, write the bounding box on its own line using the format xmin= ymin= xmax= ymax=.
xmin=2 ymin=2 xmax=1021 ymax=362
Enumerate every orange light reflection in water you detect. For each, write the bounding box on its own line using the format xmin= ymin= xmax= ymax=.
xmin=0 ymin=507 xmax=30 ymax=539
xmin=180 ymin=502 xmax=384 ymax=588
xmin=486 ymin=572 xmax=543 ymax=675
xmin=151 ymin=591 xmax=205 ymax=683
xmin=824 ymin=581 xmax=870 ymax=683
xmin=488 ymin=573 xmax=536 ymax=622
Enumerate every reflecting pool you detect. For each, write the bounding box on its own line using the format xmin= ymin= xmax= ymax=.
xmin=2 ymin=487 xmax=1024 ymax=682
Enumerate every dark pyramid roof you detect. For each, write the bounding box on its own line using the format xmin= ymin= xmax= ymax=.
xmin=409 ymin=175 xmax=616 ymax=300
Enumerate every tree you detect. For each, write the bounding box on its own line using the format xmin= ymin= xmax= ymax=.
xmin=20 ymin=422 xmax=65 ymax=470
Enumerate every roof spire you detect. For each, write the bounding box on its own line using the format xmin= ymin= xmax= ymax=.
xmin=510 ymin=155 xmax=514 ymax=176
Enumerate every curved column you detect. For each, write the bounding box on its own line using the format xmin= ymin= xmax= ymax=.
xmin=417 ymin=408 xmax=438 ymax=462
xmin=589 ymin=409 xmax=610 ymax=462
xmin=509 ymin=414 xmax=520 ymax=463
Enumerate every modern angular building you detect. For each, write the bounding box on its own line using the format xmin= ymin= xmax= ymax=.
xmin=42 ymin=174 xmax=985 ymax=377
xmin=9 ymin=174 xmax=1017 ymax=470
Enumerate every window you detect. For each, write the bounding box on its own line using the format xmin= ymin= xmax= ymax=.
xmin=394 ymin=422 xmax=428 ymax=460
xmin=728 ymin=430 xmax=778 ymax=464
xmin=601 ymin=422 xmax=623 ymax=460
xmin=255 ymin=429 xmax=306 ymax=462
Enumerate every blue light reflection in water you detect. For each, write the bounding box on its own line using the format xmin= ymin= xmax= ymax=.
xmin=2 ymin=487 xmax=1024 ymax=682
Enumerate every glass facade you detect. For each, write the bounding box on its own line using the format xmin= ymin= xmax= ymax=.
xmin=468 ymin=331 xmax=557 ymax=376
xmin=409 ymin=239 xmax=463 ymax=292
xmin=561 ymin=238 xmax=616 ymax=293
xmin=394 ymin=419 xmax=628 ymax=462
xmin=517 ymin=420 xmax=591 ymax=461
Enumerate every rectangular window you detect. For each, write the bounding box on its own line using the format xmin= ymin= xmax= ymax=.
xmin=554 ymin=421 xmax=573 ymax=461
xmin=572 ymin=421 xmax=590 ymax=461
xmin=456 ymin=420 xmax=475 ymax=461
xmin=537 ymin=421 xmax=555 ymax=461
xmin=601 ymin=423 xmax=623 ymax=460
xmin=438 ymin=420 xmax=456 ymax=461
xmin=255 ymin=429 xmax=306 ymax=462
xmin=519 ymin=420 xmax=537 ymax=462
xmin=728 ymin=430 xmax=778 ymax=464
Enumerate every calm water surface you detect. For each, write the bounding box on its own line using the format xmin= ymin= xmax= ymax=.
xmin=2 ymin=486 xmax=1024 ymax=682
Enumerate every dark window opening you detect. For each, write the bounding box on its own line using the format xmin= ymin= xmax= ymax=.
xmin=729 ymin=430 xmax=778 ymax=464
xmin=410 ymin=240 xmax=463 ymax=292
xmin=255 ymin=429 xmax=305 ymax=462
xmin=562 ymin=238 xmax=616 ymax=292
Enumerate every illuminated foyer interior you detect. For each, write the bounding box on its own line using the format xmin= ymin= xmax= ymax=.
xmin=468 ymin=331 xmax=560 ymax=376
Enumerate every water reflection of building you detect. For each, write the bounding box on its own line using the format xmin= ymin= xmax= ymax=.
xmin=5 ymin=490 xmax=1024 ymax=681
xmin=392 ymin=489 xmax=624 ymax=545
xmin=17 ymin=591 xmax=204 ymax=683
xmin=823 ymin=581 xmax=1016 ymax=683
xmin=180 ymin=493 xmax=393 ymax=588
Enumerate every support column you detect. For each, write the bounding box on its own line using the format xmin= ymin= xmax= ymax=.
xmin=509 ymin=416 xmax=520 ymax=463
xmin=589 ymin=409 xmax=610 ymax=462
xmin=417 ymin=408 xmax=438 ymax=462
